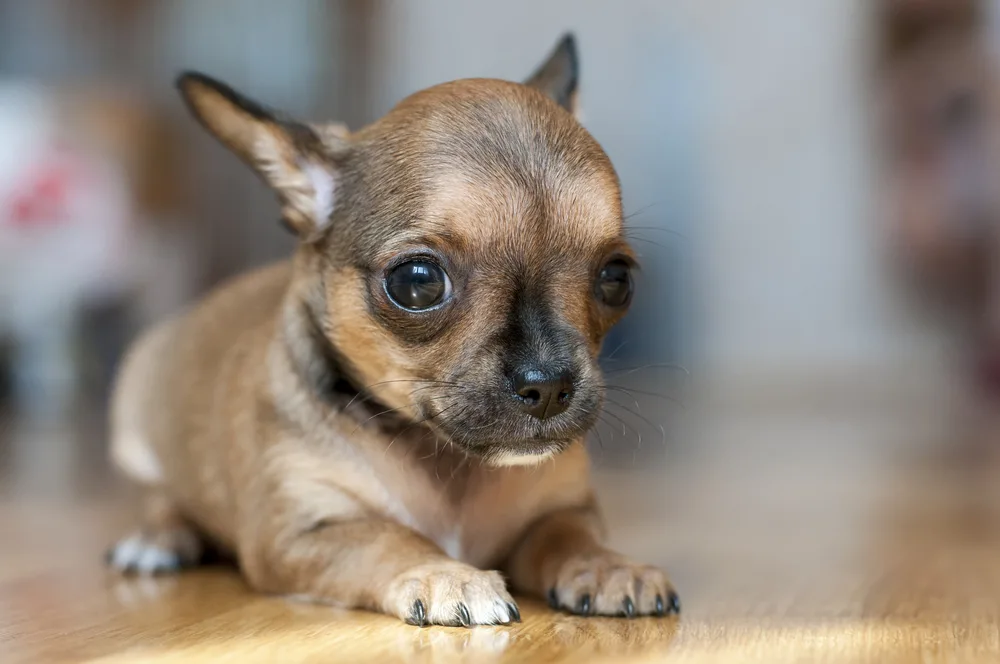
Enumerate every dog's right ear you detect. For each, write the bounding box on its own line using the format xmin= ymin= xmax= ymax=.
xmin=525 ymin=33 xmax=579 ymax=114
xmin=176 ymin=72 xmax=343 ymax=239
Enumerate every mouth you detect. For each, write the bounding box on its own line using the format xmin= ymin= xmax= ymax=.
xmin=422 ymin=405 xmax=591 ymax=462
xmin=425 ymin=419 xmax=576 ymax=457
xmin=415 ymin=383 xmax=601 ymax=461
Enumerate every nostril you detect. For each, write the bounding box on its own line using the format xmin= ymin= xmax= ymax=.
xmin=512 ymin=368 xmax=575 ymax=419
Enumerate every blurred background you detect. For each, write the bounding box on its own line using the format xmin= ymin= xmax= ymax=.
xmin=1 ymin=0 xmax=999 ymax=482
xmin=11 ymin=6 xmax=1000 ymax=659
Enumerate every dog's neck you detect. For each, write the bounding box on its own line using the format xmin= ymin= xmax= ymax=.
xmin=276 ymin=284 xmax=474 ymax=482
xmin=272 ymin=274 xmax=498 ymax=488
xmin=297 ymin=298 xmax=358 ymax=403
xmin=278 ymin=283 xmax=410 ymax=433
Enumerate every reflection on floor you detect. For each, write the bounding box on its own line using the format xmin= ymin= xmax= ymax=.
xmin=3 ymin=390 xmax=1000 ymax=663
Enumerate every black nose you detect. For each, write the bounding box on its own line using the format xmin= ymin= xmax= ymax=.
xmin=512 ymin=369 xmax=573 ymax=420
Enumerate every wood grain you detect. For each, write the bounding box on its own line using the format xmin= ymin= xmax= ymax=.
xmin=3 ymin=405 xmax=1000 ymax=663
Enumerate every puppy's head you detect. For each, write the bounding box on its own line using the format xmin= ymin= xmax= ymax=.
xmin=178 ymin=35 xmax=635 ymax=465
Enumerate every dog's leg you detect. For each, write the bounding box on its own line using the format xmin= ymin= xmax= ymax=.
xmin=505 ymin=503 xmax=680 ymax=618
xmin=106 ymin=490 xmax=204 ymax=575
xmin=241 ymin=518 xmax=519 ymax=627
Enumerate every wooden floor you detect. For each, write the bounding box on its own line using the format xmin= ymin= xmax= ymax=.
xmin=4 ymin=397 xmax=1000 ymax=663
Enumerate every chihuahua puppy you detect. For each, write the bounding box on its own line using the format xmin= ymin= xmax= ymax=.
xmin=106 ymin=35 xmax=678 ymax=626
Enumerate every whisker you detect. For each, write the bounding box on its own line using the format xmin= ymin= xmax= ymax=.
xmin=349 ymin=403 xmax=412 ymax=437
xmin=593 ymin=412 xmax=638 ymax=457
xmin=599 ymin=406 xmax=635 ymax=440
xmin=603 ymin=340 xmax=630 ymax=363
xmin=433 ymin=402 xmax=472 ymax=434
xmin=589 ymin=420 xmax=607 ymax=451
xmin=603 ymin=362 xmax=691 ymax=377
xmin=603 ymin=387 xmax=641 ymax=414
xmin=622 ymin=202 xmax=662 ymax=221
xmin=429 ymin=403 xmax=479 ymax=457
xmin=462 ymin=413 xmax=507 ymax=433
xmin=449 ymin=454 xmax=471 ymax=481
xmin=622 ymin=224 xmax=689 ymax=242
xmin=601 ymin=405 xmax=642 ymax=450
xmin=602 ymin=384 xmax=685 ymax=408
xmin=422 ymin=398 xmax=469 ymax=440
xmin=385 ymin=400 xmax=463 ymax=459
xmin=343 ymin=378 xmax=459 ymax=410
xmin=624 ymin=235 xmax=673 ymax=252
xmin=603 ymin=400 xmax=668 ymax=447
xmin=406 ymin=383 xmax=454 ymax=400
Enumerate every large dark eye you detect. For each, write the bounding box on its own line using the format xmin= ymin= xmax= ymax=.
xmin=385 ymin=260 xmax=451 ymax=310
xmin=596 ymin=260 xmax=632 ymax=307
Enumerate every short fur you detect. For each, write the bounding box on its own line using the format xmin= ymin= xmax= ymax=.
xmin=107 ymin=34 xmax=678 ymax=625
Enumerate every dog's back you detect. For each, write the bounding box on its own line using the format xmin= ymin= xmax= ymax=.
xmin=110 ymin=261 xmax=292 ymax=543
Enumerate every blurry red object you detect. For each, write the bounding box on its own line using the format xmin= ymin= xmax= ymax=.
xmin=7 ymin=149 xmax=90 ymax=230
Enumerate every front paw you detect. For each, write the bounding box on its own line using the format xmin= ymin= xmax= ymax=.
xmin=547 ymin=551 xmax=679 ymax=618
xmin=385 ymin=562 xmax=520 ymax=627
xmin=105 ymin=528 xmax=203 ymax=575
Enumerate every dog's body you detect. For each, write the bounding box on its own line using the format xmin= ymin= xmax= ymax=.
xmin=112 ymin=260 xmax=591 ymax=571
xmin=107 ymin=36 xmax=677 ymax=626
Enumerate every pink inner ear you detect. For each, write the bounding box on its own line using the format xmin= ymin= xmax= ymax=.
xmin=305 ymin=162 xmax=336 ymax=227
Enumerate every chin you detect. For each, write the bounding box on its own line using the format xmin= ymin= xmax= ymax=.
xmin=486 ymin=448 xmax=559 ymax=467
xmin=474 ymin=436 xmax=579 ymax=467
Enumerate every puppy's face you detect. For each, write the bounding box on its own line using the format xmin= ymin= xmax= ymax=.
xmin=178 ymin=36 xmax=633 ymax=465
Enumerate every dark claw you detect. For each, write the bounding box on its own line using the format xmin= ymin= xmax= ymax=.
xmin=655 ymin=594 xmax=665 ymax=616
xmin=548 ymin=588 xmax=559 ymax=610
xmin=408 ymin=599 xmax=428 ymax=627
xmin=578 ymin=593 xmax=591 ymax=615
xmin=667 ymin=591 xmax=681 ymax=615
xmin=508 ymin=602 xmax=522 ymax=622
xmin=622 ymin=596 xmax=635 ymax=618
xmin=457 ymin=603 xmax=471 ymax=627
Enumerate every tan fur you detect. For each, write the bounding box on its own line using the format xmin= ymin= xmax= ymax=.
xmin=108 ymin=37 xmax=677 ymax=625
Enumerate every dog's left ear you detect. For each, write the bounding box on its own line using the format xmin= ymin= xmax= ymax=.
xmin=525 ymin=33 xmax=579 ymax=113
xmin=176 ymin=72 xmax=344 ymax=240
